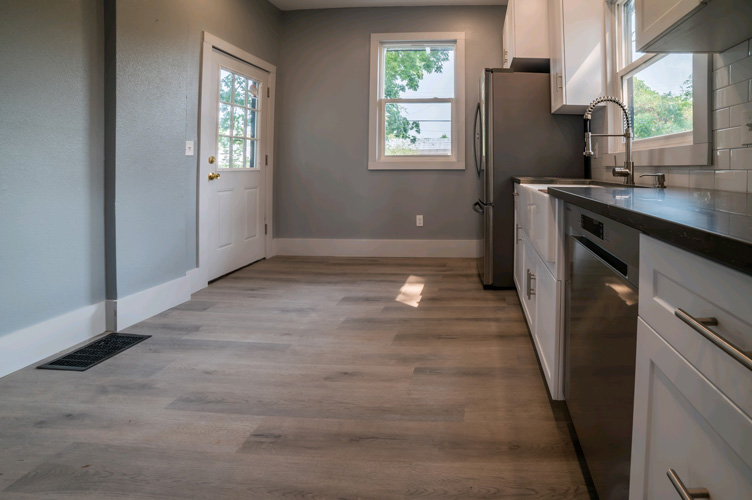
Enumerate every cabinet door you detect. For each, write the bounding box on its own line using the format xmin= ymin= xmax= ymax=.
xmin=630 ymin=318 xmax=752 ymax=500
xmin=502 ymin=0 xmax=515 ymax=68
xmin=548 ymin=0 xmax=565 ymax=112
xmin=533 ymin=254 xmax=559 ymax=396
xmin=513 ymin=198 xmax=525 ymax=292
xmin=520 ymin=236 xmax=537 ymax=331
xmin=635 ymin=0 xmax=704 ymax=52
xmin=550 ymin=0 xmax=605 ymax=114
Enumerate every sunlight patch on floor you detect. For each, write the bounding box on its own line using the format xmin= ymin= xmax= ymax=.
xmin=396 ymin=275 xmax=425 ymax=308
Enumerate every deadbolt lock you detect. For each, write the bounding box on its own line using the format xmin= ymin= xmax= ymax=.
xmin=208 ymin=156 xmax=216 ymax=164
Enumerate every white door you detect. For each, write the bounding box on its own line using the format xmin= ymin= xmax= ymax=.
xmin=202 ymin=49 xmax=268 ymax=281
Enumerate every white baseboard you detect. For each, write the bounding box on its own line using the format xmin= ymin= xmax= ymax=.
xmin=275 ymin=238 xmax=482 ymax=258
xmin=0 ymin=302 xmax=106 ymax=379
xmin=106 ymin=274 xmax=191 ymax=332
xmin=186 ymin=267 xmax=206 ymax=295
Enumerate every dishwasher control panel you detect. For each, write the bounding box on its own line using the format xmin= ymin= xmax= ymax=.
xmin=581 ymin=214 xmax=604 ymax=240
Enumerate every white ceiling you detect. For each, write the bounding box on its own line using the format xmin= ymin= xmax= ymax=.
xmin=269 ymin=0 xmax=507 ymax=11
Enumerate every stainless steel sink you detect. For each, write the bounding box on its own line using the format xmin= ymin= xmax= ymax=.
xmin=514 ymin=177 xmax=647 ymax=188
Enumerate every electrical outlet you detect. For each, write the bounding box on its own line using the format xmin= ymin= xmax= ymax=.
xmin=185 ymin=141 xmax=194 ymax=156
xmin=416 ymin=215 xmax=423 ymax=227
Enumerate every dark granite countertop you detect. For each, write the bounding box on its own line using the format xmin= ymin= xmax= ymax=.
xmin=545 ymin=185 xmax=752 ymax=276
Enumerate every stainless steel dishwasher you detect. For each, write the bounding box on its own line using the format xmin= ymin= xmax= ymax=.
xmin=565 ymin=204 xmax=640 ymax=500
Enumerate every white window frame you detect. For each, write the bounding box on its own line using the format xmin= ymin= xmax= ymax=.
xmin=604 ymin=1 xmax=711 ymax=166
xmin=368 ymin=32 xmax=466 ymax=171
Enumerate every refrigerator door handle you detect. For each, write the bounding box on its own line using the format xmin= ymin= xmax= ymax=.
xmin=473 ymin=102 xmax=482 ymax=177
xmin=474 ymin=199 xmax=494 ymax=214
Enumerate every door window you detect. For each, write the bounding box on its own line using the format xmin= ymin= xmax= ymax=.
xmin=218 ymin=68 xmax=261 ymax=169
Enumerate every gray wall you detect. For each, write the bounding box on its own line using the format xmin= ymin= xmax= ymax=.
xmin=112 ymin=0 xmax=282 ymax=297
xmin=0 ymin=0 xmax=105 ymax=335
xmin=275 ymin=6 xmax=505 ymax=240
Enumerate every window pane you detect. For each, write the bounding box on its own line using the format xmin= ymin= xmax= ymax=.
xmin=247 ymin=110 xmax=258 ymax=138
xmin=245 ymin=140 xmax=257 ymax=168
xmin=218 ymin=136 xmax=230 ymax=169
xmin=623 ymin=0 xmax=643 ymax=67
xmin=383 ymin=45 xmax=454 ymax=99
xmin=248 ymin=82 xmax=260 ymax=109
xmin=625 ymin=54 xmax=693 ymax=140
xmin=231 ymin=138 xmax=244 ymax=168
xmin=385 ymin=102 xmax=451 ymax=156
xmin=219 ymin=70 xmax=232 ymax=103
xmin=218 ymin=103 xmax=231 ymax=136
xmin=232 ymin=107 xmax=246 ymax=137
xmin=234 ymin=75 xmax=247 ymax=106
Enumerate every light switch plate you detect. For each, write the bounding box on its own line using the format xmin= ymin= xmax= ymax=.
xmin=416 ymin=215 xmax=423 ymax=227
xmin=185 ymin=141 xmax=195 ymax=156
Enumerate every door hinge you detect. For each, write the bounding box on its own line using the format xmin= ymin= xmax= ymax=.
xmin=267 ymin=87 xmax=270 ymax=98
xmin=265 ymin=224 xmax=268 ymax=235
xmin=265 ymin=155 xmax=268 ymax=166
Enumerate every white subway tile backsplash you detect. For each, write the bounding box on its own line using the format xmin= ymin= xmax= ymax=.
xmin=665 ymin=170 xmax=690 ymax=188
xmin=716 ymin=127 xmax=744 ymax=149
xmin=730 ymin=148 xmax=752 ymax=170
xmin=714 ymin=108 xmax=730 ymax=130
xmin=714 ymin=40 xmax=750 ymax=69
xmin=715 ymin=149 xmax=730 ymax=169
xmin=729 ymin=101 xmax=752 ymax=127
xmin=730 ymin=56 xmax=752 ymax=85
xmin=689 ymin=170 xmax=715 ymax=189
xmin=714 ymin=66 xmax=730 ymax=88
xmin=715 ymin=170 xmax=748 ymax=192
xmin=714 ymin=80 xmax=749 ymax=109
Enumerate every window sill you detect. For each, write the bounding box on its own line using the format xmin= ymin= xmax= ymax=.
xmin=605 ymin=142 xmax=711 ymax=168
xmin=368 ymin=160 xmax=465 ymax=171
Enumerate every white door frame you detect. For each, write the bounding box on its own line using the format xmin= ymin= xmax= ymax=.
xmin=196 ymin=32 xmax=276 ymax=291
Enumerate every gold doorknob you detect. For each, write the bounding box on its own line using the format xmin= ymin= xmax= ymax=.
xmin=208 ymin=172 xmax=220 ymax=180
xmin=208 ymin=156 xmax=216 ymax=164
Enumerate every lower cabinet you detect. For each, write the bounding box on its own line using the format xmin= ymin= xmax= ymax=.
xmin=516 ymin=228 xmax=563 ymax=399
xmin=630 ymin=318 xmax=752 ymax=499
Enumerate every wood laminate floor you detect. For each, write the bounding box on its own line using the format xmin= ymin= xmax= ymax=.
xmin=0 ymin=257 xmax=590 ymax=499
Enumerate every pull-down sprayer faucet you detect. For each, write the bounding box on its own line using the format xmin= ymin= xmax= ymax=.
xmin=583 ymin=96 xmax=634 ymax=185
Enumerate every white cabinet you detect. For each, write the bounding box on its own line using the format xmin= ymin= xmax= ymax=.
xmin=630 ymin=319 xmax=752 ymax=500
xmin=502 ymin=0 xmax=550 ymax=71
xmin=631 ymin=235 xmax=752 ymax=499
xmin=514 ymin=183 xmax=566 ymax=399
xmin=548 ymin=0 xmax=606 ymax=114
xmin=533 ymin=256 xmax=559 ymax=391
xmin=635 ymin=0 xmax=752 ymax=53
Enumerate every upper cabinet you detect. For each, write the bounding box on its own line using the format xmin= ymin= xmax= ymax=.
xmin=548 ymin=0 xmax=606 ymax=114
xmin=502 ymin=0 xmax=550 ymax=72
xmin=635 ymin=0 xmax=752 ymax=53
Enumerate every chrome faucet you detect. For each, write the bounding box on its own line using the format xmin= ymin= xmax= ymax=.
xmin=583 ymin=96 xmax=635 ymax=185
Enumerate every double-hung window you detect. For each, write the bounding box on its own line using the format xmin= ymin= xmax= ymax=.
xmin=609 ymin=0 xmax=710 ymax=163
xmin=368 ymin=33 xmax=465 ymax=170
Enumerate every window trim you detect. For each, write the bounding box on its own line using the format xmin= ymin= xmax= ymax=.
xmin=603 ymin=1 xmax=711 ymax=167
xmin=368 ymin=32 xmax=466 ymax=171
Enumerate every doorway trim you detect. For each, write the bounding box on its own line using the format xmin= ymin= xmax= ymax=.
xmin=196 ymin=32 xmax=277 ymax=292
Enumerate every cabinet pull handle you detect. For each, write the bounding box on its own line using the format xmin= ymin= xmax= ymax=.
xmin=675 ymin=308 xmax=752 ymax=372
xmin=526 ymin=269 xmax=536 ymax=300
xmin=557 ymin=74 xmax=563 ymax=91
xmin=667 ymin=469 xmax=710 ymax=499
xmin=516 ymin=224 xmax=522 ymax=243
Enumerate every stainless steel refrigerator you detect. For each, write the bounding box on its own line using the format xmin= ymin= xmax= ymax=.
xmin=473 ymin=69 xmax=583 ymax=288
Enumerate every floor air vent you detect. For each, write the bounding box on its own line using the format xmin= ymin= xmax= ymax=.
xmin=37 ymin=333 xmax=151 ymax=371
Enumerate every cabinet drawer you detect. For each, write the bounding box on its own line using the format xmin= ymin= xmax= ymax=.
xmin=639 ymin=235 xmax=752 ymax=416
xmin=630 ymin=319 xmax=752 ymax=500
